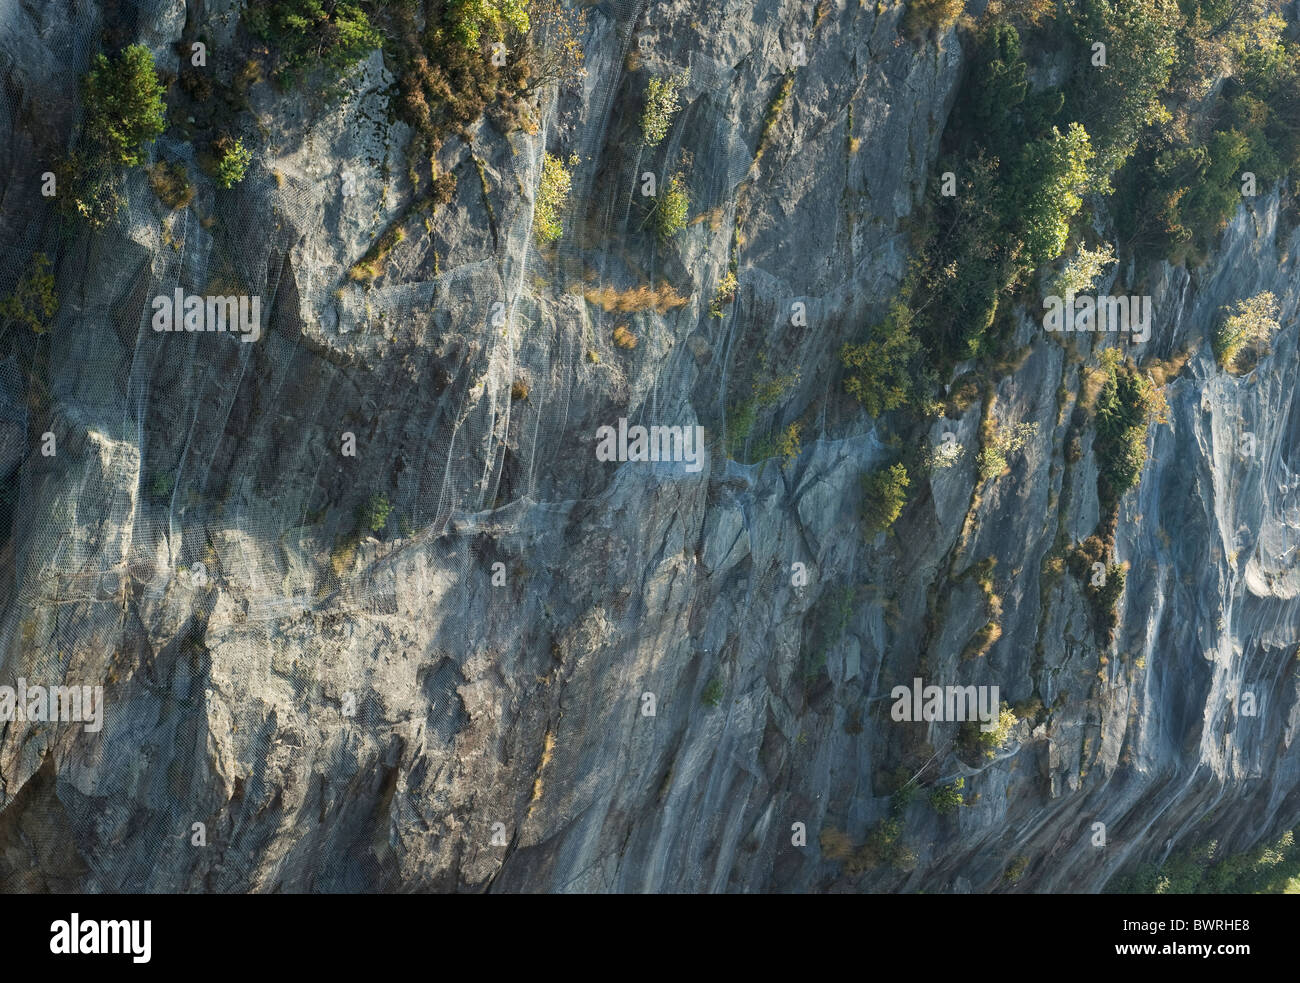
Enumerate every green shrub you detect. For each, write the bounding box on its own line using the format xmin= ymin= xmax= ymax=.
xmin=1093 ymin=562 xmax=1126 ymax=626
xmin=0 ymin=254 xmax=58 ymax=335
xmin=802 ymin=586 xmax=855 ymax=681
xmin=861 ymin=463 xmax=910 ymax=535
xmin=1004 ymin=855 xmax=1030 ymax=884
xmin=534 ymin=152 xmax=575 ymax=244
xmin=150 ymin=472 xmax=176 ymax=502
xmin=890 ymin=778 xmax=920 ymax=814
xmin=59 ymin=44 xmax=164 ymax=226
xmin=1008 ymin=123 xmax=1094 ymax=266
xmin=56 ymin=154 xmax=124 ymax=227
xmin=842 ymin=296 xmax=921 ymax=417
xmin=640 ymin=71 xmax=690 ymax=147
xmin=930 ymin=778 xmax=966 ymax=815
xmin=1068 ymin=535 xmax=1127 ymax=637
xmin=1094 ymin=357 xmax=1166 ymax=507
xmin=701 ymin=676 xmax=724 ymax=708
xmin=1064 ymin=0 xmax=1181 ymax=184
xmin=1178 ymin=129 xmax=1251 ymax=240
xmin=215 ymin=138 xmax=253 ymax=189
xmin=727 ymin=368 xmax=797 ymax=460
xmin=81 ymin=45 xmax=166 ymax=168
xmin=761 ymin=421 xmax=802 ymax=466
xmin=654 ymin=174 xmax=690 ymax=242
xmin=245 ymin=0 xmax=382 ymax=84
xmin=360 ymin=493 xmax=392 ymax=533
xmin=821 ymin=818 xmax=916 ymax=872
xmin=1109 ymin=826 xmax=1300 ymax=894
xmin=754 ymin=73 xmax=794 ymax=163
xmin=863 ymin=817 xmax=916 ymax=870
xmin=963 ymin=705 xmax=1017 ymax=759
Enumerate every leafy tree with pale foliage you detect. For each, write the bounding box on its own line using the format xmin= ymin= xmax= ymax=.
xmin=1054 ymin=241 xmax=1117 ymax=296
xmin=926 ymin=437 xmax=964 ymax=471
xmin=640 ymin=71 xmax=690 ymax=147
xmin=930 ymin=778 xmax=965 ymax=815
xmin=523 ymin=0 xmax=588 ymax=91
xmin=978 ymin=420 xmax=1038 ymax=481
xmin=534 ymin=152 xmax=576 ymax=244
xmin=1214 ymin=291 xmax=1280 ymax=369
xmin=446 ymin=0 xmax=530 ymax=47
xmin=975 ymin=705 xmax=1017 ymax=757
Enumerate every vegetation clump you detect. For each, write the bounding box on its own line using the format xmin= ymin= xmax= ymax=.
xmin=1053 ymin=240 xmax=1116 ymax=296
xmin=245 ymin=0 xmax=382 ymax=85
xmin=1213 ymin=291 xmax=1280 ymax=370
xmin=0 ymin=254 xmax=58 ymax=336
xmin=214 ymin=137 xmax=253 ymax=189
xmin=961 ymin=704 xmax=1017 ymax=760
xmin=640 ymin=71 xmax=690 ymax=147
xmin=585 ymin=282 xmax=689 ymax=315
xmin=148 ymin=162 xmax=194 ymax=210
xmin=1109 ymin=825 xmax=1300 ymax=894
xmin=701 ymin=676 xmax=724 ymax=707
xmin=1068 ymin=534 xmax=1128 ymax=639
xmin=726 ymin=368 xmax=798 ymax=460
xmin=930 ymin=778 xmax=966 ymax=815
xmin=709 ymin=271 xmax=738 ymax=317
xmin=82 ymin=44 xmax=166 ymax=167
xmin=654 ymin=174 xmax=690 ymax=243
xmin=861 ymin=463 xmax=910 ymax=535
xmin=535 ymin=152 xmax=576 ymax=244
xmin=820 ymin=819 xmax=917 ymax=873
xmin=1094 ymin=352 xmax=1166 ymax=510
xmin=360 ymin=493 xmax=392 ymax=534
xmin=60 ymin=44 xmax=165 ymax=226
xmin=841 ymin=294 xmax=921 ymax=418
xmin=446 ymin=0 xmax=530 ymax=48
xmin=977 ymin=419 xmax=1038 ymax=482
xmin=902 ymin=0 xmax=964 ymax=39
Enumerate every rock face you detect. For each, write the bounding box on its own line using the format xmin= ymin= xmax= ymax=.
xmin=0 ymin=0 xmax=1297 ymax=893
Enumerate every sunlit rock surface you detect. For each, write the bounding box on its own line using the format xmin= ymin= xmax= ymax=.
xmin=0 ymin=0 xmax=1297 ymax=892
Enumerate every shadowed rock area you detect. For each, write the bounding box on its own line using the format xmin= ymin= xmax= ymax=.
xmin=0 ymin=0 xmax=1297 ymax=893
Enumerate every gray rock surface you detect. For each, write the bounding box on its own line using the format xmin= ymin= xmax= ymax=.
xmin=0 ymin=0 xmax=1297 ymax=892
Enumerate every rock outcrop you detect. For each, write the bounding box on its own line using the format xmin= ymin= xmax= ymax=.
xmin=0 ymin=0 xmax=1297 ymax=892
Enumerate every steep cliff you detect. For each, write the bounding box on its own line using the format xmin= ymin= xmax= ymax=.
xmin=0 ymin=0 xmax=1297 ymax=893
